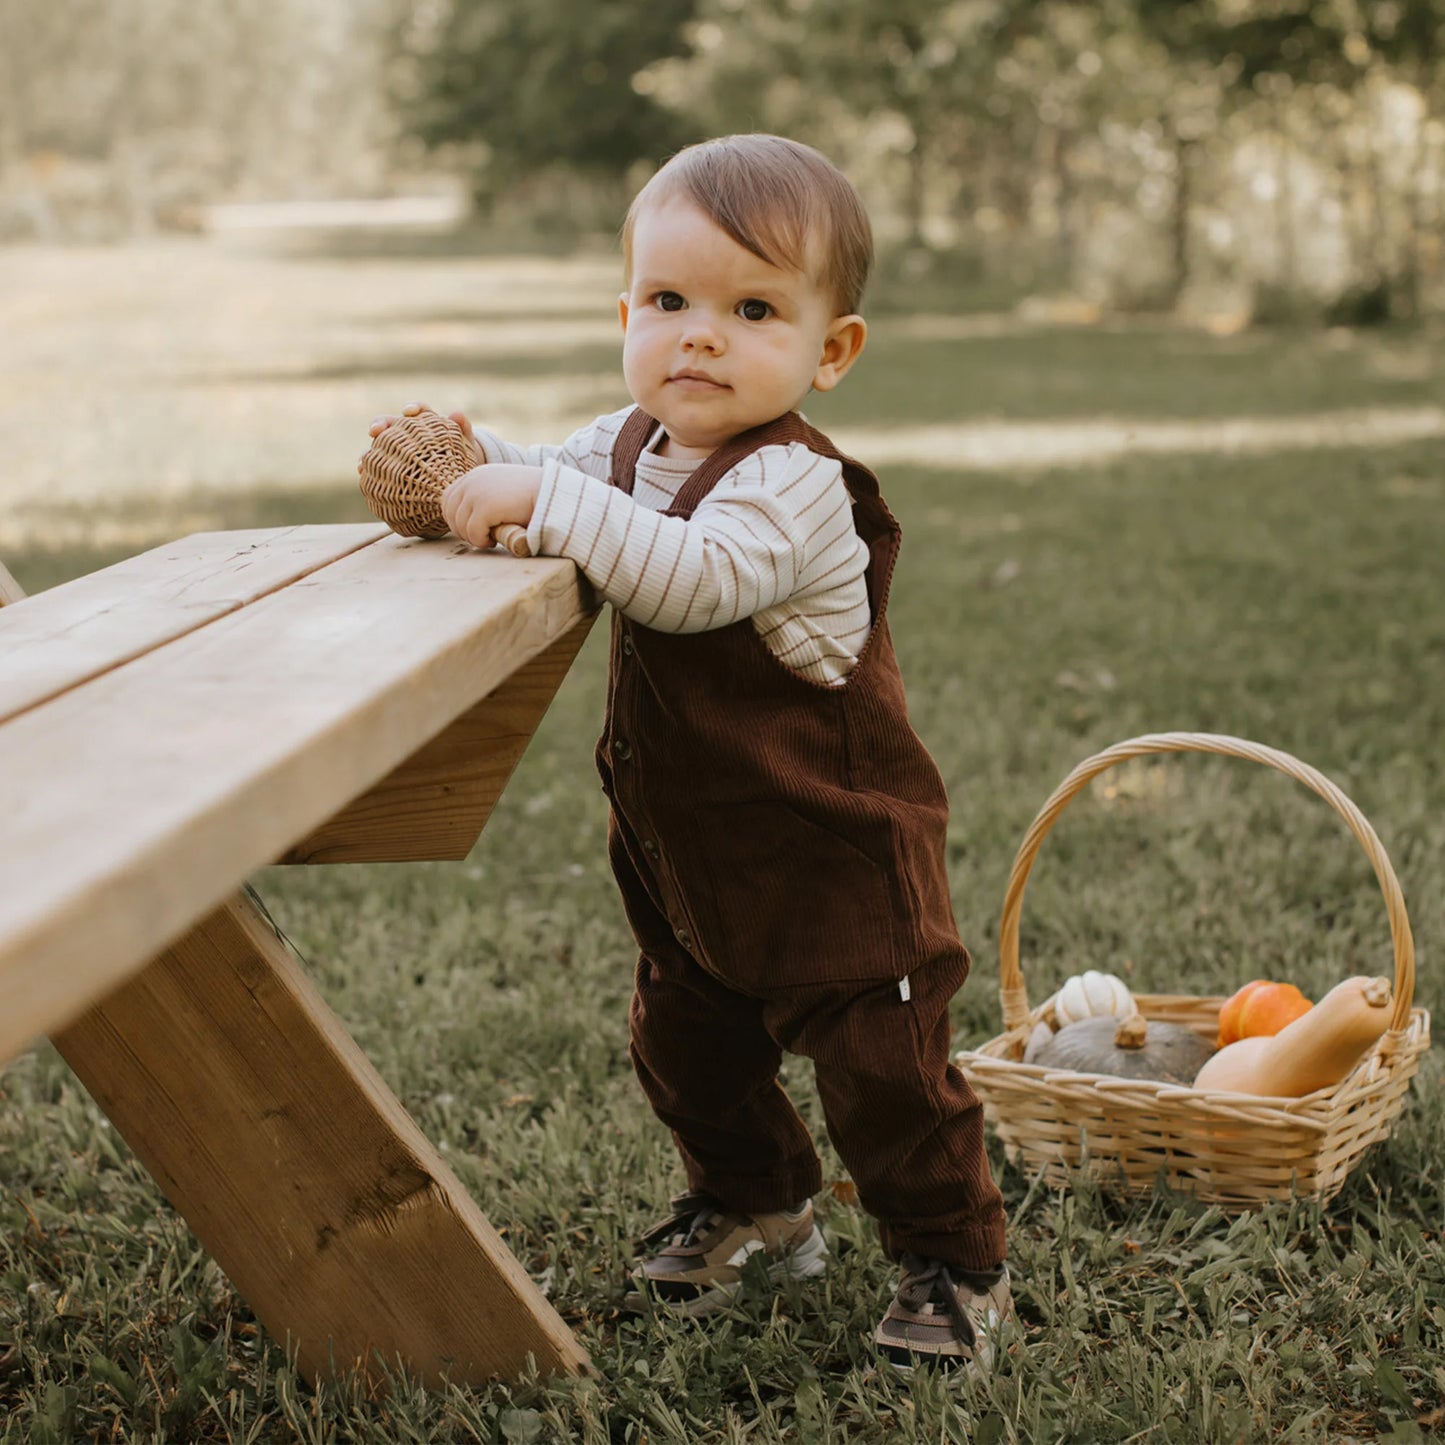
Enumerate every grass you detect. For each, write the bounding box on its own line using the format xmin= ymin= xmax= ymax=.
xmin=817 ymin=322 xmax=1444 ymax=428
xmin=1 ymin=243 xmax=1443 ymax=1441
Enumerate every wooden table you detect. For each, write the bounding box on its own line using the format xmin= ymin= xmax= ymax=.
xmin=0 ymin=525 xmax=598 ymax=1385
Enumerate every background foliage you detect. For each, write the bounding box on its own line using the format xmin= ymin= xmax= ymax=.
xmin=3 ymin=0 xmax=1443 ymax=319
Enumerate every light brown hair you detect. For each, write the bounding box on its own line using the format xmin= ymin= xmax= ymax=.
xmin=622 ymin=134 xmax=873 ymax=316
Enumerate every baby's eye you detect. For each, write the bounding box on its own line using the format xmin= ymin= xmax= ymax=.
xmin=738 ymin=298 xmax=772 ymax=322
xmin=656 ymin=291 xmax=686 ymax=312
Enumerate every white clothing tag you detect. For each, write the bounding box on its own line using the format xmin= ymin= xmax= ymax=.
xmin=898 ymin=974 xmax=911 ymax=1002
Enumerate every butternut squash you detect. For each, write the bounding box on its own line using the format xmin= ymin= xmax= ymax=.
xmin=1192 ymin=975 xmax=1393 ymax=1097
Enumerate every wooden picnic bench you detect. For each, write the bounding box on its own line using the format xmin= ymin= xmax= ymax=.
xmin=0 ymin=524 xmax=599 ymax=1385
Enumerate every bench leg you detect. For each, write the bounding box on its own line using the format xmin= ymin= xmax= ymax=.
xmin=51 ymin=890 xmax=591 ymax=1386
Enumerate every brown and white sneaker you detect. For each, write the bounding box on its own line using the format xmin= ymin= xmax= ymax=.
xmin=625 ymin=1190 xmax=829 ymax=1316
xmin=874 ymin=1255 xmax=1015 ymax=1373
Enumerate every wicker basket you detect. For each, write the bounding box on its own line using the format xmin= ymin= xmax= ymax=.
xmin=359 ymin=409 xmax=473 ymax=539
xmin=956 ymin=732 xmax=1431 ymax=1206
xmin=358 ymin=410 xmax=531 ymax=555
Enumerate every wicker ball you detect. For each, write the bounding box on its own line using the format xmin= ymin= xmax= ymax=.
xmin=358 ymin=410 xmax=476 ymax=539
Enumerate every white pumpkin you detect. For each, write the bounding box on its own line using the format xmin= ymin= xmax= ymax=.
xmin=1052 ymin=969 xmax=1136 ymax=1027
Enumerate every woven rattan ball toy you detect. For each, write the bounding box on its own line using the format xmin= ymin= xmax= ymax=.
xmin=358 ymin=409 xmax=530 ymax=555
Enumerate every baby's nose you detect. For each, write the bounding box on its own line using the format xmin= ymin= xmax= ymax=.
xmin=681 ymin=314 xmax=724 ymax=351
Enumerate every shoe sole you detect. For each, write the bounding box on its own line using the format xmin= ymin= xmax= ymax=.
xmin=875 ymin=1313 xmax=1020 ymax=1377
xmin=626 ymin=1225 xmax=829 ymax=1318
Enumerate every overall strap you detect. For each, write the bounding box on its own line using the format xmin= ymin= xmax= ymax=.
xmin=609 ymin=407 xmax=658 ymax=497
xmin=607 ymin=408 xmax=902 ymax=621
xmin=674 ymin=412 xmax=902 ymax=623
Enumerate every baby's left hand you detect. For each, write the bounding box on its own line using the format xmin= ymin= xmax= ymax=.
xmin=441 ymin=463 xmax=543 ymax=550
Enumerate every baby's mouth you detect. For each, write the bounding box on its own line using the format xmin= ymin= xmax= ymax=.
xmin=669 ymin=370 xmax=729 ymax=390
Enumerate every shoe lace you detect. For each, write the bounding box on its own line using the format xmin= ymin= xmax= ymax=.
xmin=896 ymin=1253 xmax=978 ymax=1346
xmin=674 ymin=1200 xmax=724 ymax=1247
xmin=637 ymin=1190 xmax=726 ymax=1251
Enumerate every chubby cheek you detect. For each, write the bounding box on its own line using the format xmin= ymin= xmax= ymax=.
xmin=620 ymin=330 xmax=661 ymax=400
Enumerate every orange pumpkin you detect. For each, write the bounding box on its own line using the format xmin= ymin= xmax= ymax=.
xmin=1218 ymin=980 xmax=1268 ymax=1046
xmin=1218 ymin=980 xmax=1312 ymax=1046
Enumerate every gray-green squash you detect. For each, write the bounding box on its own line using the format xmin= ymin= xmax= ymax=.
xmin=1030 ymin=1013 xmax=1215 ymax=1084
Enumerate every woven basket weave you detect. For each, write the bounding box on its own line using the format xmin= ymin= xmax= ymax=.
xmin=358 ymin=411 xmax=532 ymax=556
xmin=956 ymin=732 xmax=1431 ymax=1206
xmin=358 ymin=409 xmax=474 ymax=539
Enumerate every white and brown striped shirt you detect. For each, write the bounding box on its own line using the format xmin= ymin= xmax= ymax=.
xmin=475 ymin=406 xmax=872 ymax=686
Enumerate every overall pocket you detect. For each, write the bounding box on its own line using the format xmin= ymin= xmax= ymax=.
xmin=673 ymin=799 xmax=910 ymax=991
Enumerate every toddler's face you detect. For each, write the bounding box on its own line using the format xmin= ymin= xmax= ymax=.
xmin=619 ymin=198 xmax=864 ymax=459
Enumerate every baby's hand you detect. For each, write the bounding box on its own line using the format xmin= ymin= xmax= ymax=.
xmin=359 ymin=402 xmax=484 ymax=471
xmin=440 ymin=464 xmax=543 ymax=551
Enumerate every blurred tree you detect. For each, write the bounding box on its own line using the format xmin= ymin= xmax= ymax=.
xmin=635 ymin=0 xmax=1049 ymax=254
xmin=0 ymin=0 xmax=84 ymax=234
xmin=393 ymin=0 xmax=700 ymax=202
xmin=645 ymin=0 xmax=1208 ymax=295
xmin=0 ymin=0 xmax=401 ymax=236
xmin=989 ymin=2 xmax=1177 ymax=295
xmin=777 ymin=0 xmax=1041 ymax=251
xmin=1133 ymin=0 xmax=1445 ymax=312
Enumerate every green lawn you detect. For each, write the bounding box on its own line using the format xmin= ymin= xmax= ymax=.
xmin=2 ymin=284 xmax=1442 ymax=1442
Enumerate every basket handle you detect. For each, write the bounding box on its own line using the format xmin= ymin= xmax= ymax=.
xmin=998 ymin=732 xmax=1416 ymax=1035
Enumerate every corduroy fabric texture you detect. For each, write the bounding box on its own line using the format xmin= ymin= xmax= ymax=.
xmin=598 ymin=407 xmax=1007 ymax=1271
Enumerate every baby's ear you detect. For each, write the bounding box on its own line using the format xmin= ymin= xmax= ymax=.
xmin=812 ymin=315 xmax=867 ymax=393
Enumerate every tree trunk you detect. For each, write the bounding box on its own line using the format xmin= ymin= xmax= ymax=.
xmin=1398 ymin=155 xmax=1423 ymax=321
xmin=1051 ymin=125 xmax=1075 ymax=283
xmin=0 ymin=21 xmax=56 ymax=238
xmin=1362 ymin=121 xmax=1387 ymax=287
xmin=904 ymin=124 xmax=927 ymax=250
xmin=1337 ymin=125 xmax=1368 ymax=290
xmin=1273 ymin=104 xmax=1298 ymax=292
xmin=1167 ymin=124 xmax=1194 ymax=306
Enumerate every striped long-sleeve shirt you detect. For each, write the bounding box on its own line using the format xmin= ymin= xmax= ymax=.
xmin=474 ymin=405 xmax=872 ymax=686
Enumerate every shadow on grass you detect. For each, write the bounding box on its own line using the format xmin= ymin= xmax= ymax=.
xmin=367 ymin=309 xmax=616 ymax=328
xmin=211 ymin=343 xmax=622 ymax=386
xmin=251 ymin=222 xmax=613 ymax=264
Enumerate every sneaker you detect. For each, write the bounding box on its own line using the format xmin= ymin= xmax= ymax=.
xmin=874 ymin=1255 xmax=1015 ymax=1372
xmin=625 ymin=1190 xmax=829 ymax=1317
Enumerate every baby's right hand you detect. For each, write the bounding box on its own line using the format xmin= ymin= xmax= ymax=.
xmin=360 ymin=402 xmax=484 ymax=470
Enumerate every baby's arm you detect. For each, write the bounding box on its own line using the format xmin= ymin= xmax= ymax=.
xmin=468 ymin=415 xmax=619 ymax=480
xmin=445 ymin=411 xmax=630 ymax=548
xmin=362 ymin=405 xmax=629 ymax=550
xmin=532 ymin=443 xmax=852 ymax=631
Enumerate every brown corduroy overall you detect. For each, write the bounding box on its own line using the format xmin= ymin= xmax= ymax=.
xmin=598 ymin=407 xmax=1006 ymax=1270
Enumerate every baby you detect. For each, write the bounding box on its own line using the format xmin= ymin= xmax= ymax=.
xmin=367 ymin=133 xmax=1012 ymax=1373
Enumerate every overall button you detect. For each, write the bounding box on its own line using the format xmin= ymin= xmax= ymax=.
xmin=621 ymin=635 xmax=635 ymax=657
xmin=613 ymin=738 xmax=633 ymax=760
xmin=674 ymin=927 xmax=694 ymax=950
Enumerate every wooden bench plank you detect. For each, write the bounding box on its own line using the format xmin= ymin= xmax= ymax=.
xmin=0 ymin=525 xmax=388 ymax=723
xmin=280 ymin=616 xmax=594 ymax=863
xmin=0 ymin=534 xmax=593 ymax=1061
xmin=52 ymin=891 xmax=590 ymax=1385
xmin=0 ymin=558 xmax=21 ymax=607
